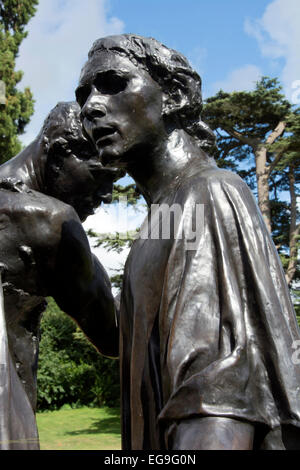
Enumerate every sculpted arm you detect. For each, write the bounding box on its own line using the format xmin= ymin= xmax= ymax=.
xmin=46 ymin=206 xmax=119 ymax=358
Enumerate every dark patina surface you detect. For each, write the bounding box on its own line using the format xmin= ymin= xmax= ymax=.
xmin=0 ymin=102 xmax=118 ymax=449
xmin=77 ymin=34 xmax=300 ymax=450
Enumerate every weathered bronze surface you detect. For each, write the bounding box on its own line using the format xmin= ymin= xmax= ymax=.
xmin=77 ymin=34 xmax=300 ymax=450
xmin=0 ymin=101 xmax=118 ymax=449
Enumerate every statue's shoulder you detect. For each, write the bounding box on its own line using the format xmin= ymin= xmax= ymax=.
xmin=0 ymin=179 xmax=76 ymax=216
xmin=0 ymin=180 xmax=79 ymax=247
xmin=187 ymin=165 xmax=251 ymax=199
xmin=202 ymin=166 xmax=245 ymax=186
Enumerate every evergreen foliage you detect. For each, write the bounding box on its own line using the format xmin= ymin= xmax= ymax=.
xmin=112 ymin=183 xmax=141 ymax=206
xmin=37 ymin=297 xmax=120 ymax=410
xmin=203 ymin=77 xmax=299 ymax=286
xmin=0 ymin=0 xmax=38 ymax=162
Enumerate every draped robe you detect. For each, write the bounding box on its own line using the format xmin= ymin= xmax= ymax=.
xmin=119 ymin=160 xmax=300 ymax=450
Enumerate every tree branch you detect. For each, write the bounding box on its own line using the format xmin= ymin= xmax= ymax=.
xmin=265 ymin=121 xmax=286 ymax=145
xmin=267 ymin=149 xmax=285 ymax=176
xmin=222 ymin=126 xmax=260 ymax=148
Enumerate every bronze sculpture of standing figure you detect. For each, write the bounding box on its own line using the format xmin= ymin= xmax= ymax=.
xmin=76 ymin=34 xmax=300 ymax=450
xmin=0 ymin=101 xmax=118 ymax=449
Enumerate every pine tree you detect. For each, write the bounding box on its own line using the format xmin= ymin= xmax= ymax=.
xmin=203 ymin=77 xmax=299 ymax=286
xmin=0 ymin=0 xmax=39 ymax=163
xmin=203 ymin=77 xmax=292 ymax=231
xmin=268 ymin=110 xmax=300 ymax=286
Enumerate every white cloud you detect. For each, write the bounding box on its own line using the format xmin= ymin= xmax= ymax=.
xmin=16 ymin=0 xmax=124 ymax=145
xmin=83 ymin=202 xmax=147 ymax=234
xmin=89 ymin=243 xmax=129 ymax=295
xmin=83 ymin=202 xmax=147 ymax=286
xmin=212 ymin=64 xmax=262 ymax=94
xmin=244 ymin=0 xmax=300 ymax=102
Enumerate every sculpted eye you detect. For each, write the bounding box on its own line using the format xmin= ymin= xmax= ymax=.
xmin=94 ymin=71 xmax=128 ymax=95
xmin=76 ymin=85 xmax=91 ymax=107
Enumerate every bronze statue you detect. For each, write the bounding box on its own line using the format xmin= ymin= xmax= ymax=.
xmin=76 ymin=34 xmax=300 ymax=450
xmin=0 ymin=101 xmax=118 ymax=449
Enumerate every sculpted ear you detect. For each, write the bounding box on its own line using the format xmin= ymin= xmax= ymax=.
xmin=162 ymin=88 xmax=187 ymax=119
xmin=161 ymin=73 xmax=201 ymax=121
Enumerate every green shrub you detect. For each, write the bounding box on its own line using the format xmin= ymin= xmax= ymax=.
xmin=37 ymin=298 xmax=120 ymax=411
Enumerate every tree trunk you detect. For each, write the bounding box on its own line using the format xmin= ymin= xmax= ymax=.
xmin=285 ymin=166 xmax=300 ymax=286
xmin=255 ymin=144 xmax=272 ymax=233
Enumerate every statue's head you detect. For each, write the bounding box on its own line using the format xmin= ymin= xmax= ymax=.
xmin=42 ymin=101 xmax=118 ymax=221
xmin=76 ymin=34 xmax=215 ymax=168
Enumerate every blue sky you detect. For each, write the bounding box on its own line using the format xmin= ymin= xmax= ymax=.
xmin=16 ymin=0 xmax=300 ymax=146
xmin=14 ymin=0 xmax=300 ymax=275
xmin=109 ymin=0 xmax=273 ymax=96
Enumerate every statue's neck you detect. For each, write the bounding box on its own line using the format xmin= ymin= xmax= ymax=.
xmin=127 ymin=129 xmax=214 ymax=206
xmin=0 ymin=134 xmax=46 ymax=192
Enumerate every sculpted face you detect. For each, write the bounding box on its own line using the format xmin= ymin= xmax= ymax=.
xmin=44 ymin=103 xmax=116 ymax=221
xmin=47 ymin=147 xmax=115 ymax=221
xmin=76 ymin=52 xmax=166 ymax=168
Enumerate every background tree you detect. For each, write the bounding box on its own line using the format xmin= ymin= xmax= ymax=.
xmin=37 ymin=298 xmax=120 ymax=410
xmin=0 ymin=0 xmax=38 ymax=163
xmin=268 ymin=110 xmax=300 ymax=286
xmin=202 ymin=77 xmax=299 ymax=287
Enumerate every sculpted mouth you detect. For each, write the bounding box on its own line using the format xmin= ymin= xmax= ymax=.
xmin=93 ymin=126 xmax=117 ymax=145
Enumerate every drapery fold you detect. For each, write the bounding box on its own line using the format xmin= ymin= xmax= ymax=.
xmin=120 ymin=165 xmax=300 ymax=449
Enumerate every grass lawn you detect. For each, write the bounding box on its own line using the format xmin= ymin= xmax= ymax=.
xmin=36 ymin=406 xmax=121 ymax=450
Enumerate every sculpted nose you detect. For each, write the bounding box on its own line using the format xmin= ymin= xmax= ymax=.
xmin=82 ymin=87 xmax=107 ymax=120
